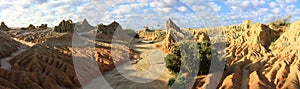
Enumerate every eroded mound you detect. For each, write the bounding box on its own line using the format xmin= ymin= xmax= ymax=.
xmin=0 ymin=68 xmax=60 ymax=89
xmin=9 ymin=45 xmax=82 ymax=88
xmin=196 ymin=20 xmax=300 ymax=89
xmin=0 ymin=36 xmax=22 ymax=58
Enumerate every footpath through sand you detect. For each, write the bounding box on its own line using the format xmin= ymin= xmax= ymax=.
xmin=84 ymin=42 xmax=172 ymax=89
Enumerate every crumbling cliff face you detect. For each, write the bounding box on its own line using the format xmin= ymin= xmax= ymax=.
xmin=224 ymin=20 xmax=280 ymax=48
xmin=54 ymin=20 xmax=75 ymax=32
xmin=196 ymin=20 xmax=300 ymax=89
xmin=263 ymin=21 xmax=300 ymax=89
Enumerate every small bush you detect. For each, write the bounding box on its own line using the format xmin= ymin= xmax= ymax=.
xmin=168 ymin=77 xmax=176 ymax=86
xmin=168 ymin=74 xmax=188 ymax=88
xmin=165 ymin=41 xmax=212 ymax=80
xmin=165 ymin=45 xmax=181 ymax=75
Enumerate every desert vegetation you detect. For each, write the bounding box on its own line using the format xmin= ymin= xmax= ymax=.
xmin=165 ymin=41 xmax=212 ymax=87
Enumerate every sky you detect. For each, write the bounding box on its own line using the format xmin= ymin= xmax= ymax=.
xmin=0 ymin=0 xmax=300 ymax=30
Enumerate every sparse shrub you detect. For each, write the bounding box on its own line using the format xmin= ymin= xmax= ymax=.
xmin=168 ymin=77 xmax=176 ymax=86
xmin=168 ymin=73 xmax=188 ymax=88
xmin=165 ymin=45 xmax=181 ymax=75
xmin=165 ymin=41 xmax=212 ymax=86
xmin=197 ymin=41 xmax=212 ymax=75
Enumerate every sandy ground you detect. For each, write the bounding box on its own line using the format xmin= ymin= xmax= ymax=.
xmin=83 ymin=42 xmax=172 ymax=89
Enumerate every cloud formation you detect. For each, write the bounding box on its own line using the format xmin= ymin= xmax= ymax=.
xmin=0 ymin=0 xmax=299 ymax=29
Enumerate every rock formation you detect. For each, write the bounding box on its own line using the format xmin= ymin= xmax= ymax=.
xmin=27 ymin=24 xmax=36 ymax=30
xmin=75 ymin=19 xmax=95 ymax=32
xmin=160 ymin=19 xmax=187 ymax=51
xmin=54 ymin=19 xmax=75 ymax=32
xmin=138 ymin=26 xmax=166 ymax=41
xmin=165 ymin=18 xmax=186 ymax=41
xmin=37 ymin=24 xmax=47 ymax=29
xmin=0 ymin=22 xmax=10 ymax=31
xmin=196 ymin=20 xmax=300 ymax=89
xmin=224 ymin=20 xmax=279 ymax=48
xmin=215 ymin=20 xmax=280 ymax=89
xmin=97 ymin=21 xmax=120 ymax=35
xmin=263 ymin=21 xmax=300 ymax=89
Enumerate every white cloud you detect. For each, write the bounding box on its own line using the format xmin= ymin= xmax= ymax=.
xmin=1 ymin=0 xmax=299 ymax=29
xmin=271 ymin=8 xmax=281 ymax=14
xmin=252 ymin=0 xmax=266 ymax=7
xmin=111 ymin=4 xmax=134 ymax=15
xmin=242 ymin=1 xmax=251 ymax=8
xmin=149 ymin=0 xmax=178 ymax=7
xmin=155 ymin=7 xmax=173 ymax=13
xmin=208 ymin=2 xmax=221 ymax=12
xmin=269 ymin=2 xmax=278 ymax=8
xmin=286 ymin=4 xmax=296 ymax=14
xmin=253 ymin=8 xmax=269 ymax=16
xmin=181 ymin=0 xmax=204 ymax=6
xmin=178 ymin=6 xmax=187 ymax=12
xmin=286 ymin=0 xmax=297 ymax=3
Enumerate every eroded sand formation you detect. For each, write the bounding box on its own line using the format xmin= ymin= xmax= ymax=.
xmin=195 ymin=20 xmax=300 ymax=89
xmin=0 ymin=18 xmax=299 ymax=89
xmin=0 ymin=20 xmax=139 ymax=88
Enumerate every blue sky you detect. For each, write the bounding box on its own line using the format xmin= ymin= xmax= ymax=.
xmin=0 ymin=0 xmax=300 ymax=30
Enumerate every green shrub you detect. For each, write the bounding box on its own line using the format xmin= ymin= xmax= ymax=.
xmin=168 ymin=74 xmax=188 ymax=88
xmin=165 ymin=41 xmax=212 ymax=76
xmin=197 ymin=41 xmax=212 ymax=75
xmin=168 ymin=77 xmax=176 ymax=86
xmin=165 ymin=45 xmax=181 ymax=75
